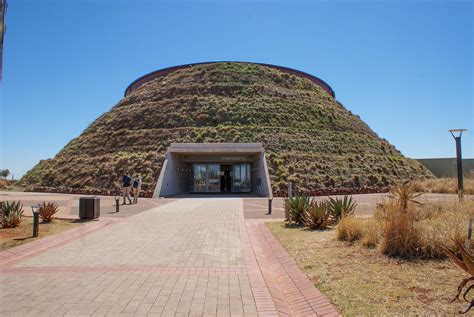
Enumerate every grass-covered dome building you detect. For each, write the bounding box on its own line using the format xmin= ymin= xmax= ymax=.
xmin=22 ymin=62 xmax=432 ymax=196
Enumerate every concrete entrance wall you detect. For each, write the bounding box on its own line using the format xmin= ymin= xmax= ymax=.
xmin=153 ymin=143 xmax=272 ymax=198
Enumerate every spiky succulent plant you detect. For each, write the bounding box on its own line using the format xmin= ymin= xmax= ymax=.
xmin=439 ymin=239 xmax=474 ymax=314
xmin=303 ymin=200 xmax=330 ymax=229
xmin=0 ymin=200 xmax=24 ymax=228
xmin=328 ymin=195 xmax=357 ymax=223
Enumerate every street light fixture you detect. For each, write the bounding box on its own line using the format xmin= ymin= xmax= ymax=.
xmin=449 ymin=129 xmax=468 ymax=199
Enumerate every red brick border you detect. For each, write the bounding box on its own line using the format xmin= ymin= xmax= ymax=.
xmin=242 ymin=199 xmax=340 ymax=316
xmin=251 ymin=222 xmax=340 ymax=316
xmin=239 ymin=201 xmax=279 ymax=316
xmin=0 ymin=265 xmax=249 ymax=275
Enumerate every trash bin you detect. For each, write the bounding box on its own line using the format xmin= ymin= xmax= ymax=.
xmin=79 ymin=197 xmax=100 ymax=219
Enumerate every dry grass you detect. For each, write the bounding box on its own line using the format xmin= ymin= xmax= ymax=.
xmin=267 ymin=222 xmax=467 ymax=315
xmin=377 ymin=200 xmax=474 ymax=259
xmin=0 ymin=179 xmax=24 ymax=192
xmin=361 ymin=220 xmax=379 ymax=248
xmin=337 ymin=216 xmax=379 ymax=247
xmin=0 ymin=179 xmax=8 ymax=189
xmin=412 ymin=176 xmax=474 ymax=195
xmin=336 ymin=216 xmax=364 ymax=242
xmin=380 ymin=207 xmax=423 ymax=258
xmin=0 ymin=217 xmax=83 ymax=251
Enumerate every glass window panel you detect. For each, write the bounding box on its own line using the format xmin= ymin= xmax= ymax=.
xmin=232 ymin=164 xmax=251 ymax=192
xmin=241 ymin=164 xmax=251 ymax=192
xmin=233 ymin=164 xmax=241 ymax=191
xmin=207 ymin=164 xmax=220 ymax=192
xmin=192 ymin=164 xmax=207 ymax=192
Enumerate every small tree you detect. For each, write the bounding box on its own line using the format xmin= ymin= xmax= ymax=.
xmin=0 ymin=169 xmax=10 ymax=180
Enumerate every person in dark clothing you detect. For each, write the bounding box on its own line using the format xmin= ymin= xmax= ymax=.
xmin=122 ymin=172 xmax=132 ymax=205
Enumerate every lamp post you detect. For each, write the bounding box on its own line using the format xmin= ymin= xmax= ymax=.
xmin=449 ymin=129 xmax=468 ymax=199
xmin=30 ymin=204 xmax=41 ymax=237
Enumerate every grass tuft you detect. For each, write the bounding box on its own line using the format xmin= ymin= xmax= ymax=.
xmin=336 ymin=216 xmax=364 ymax=242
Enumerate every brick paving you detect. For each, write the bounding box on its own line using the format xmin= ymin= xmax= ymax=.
xmin=0 ymin=218 xmax=116 ymax=267
xmin=0 ymin=198 xmax=339 ymax=316
xmin=0 ymin=191 xmax=173 ymax=219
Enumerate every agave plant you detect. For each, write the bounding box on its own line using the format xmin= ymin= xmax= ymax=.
xmin=284 ymin=195 xmax=310 ymax=224
xmin=0 ymin=200 xmax=24 ymax=228
xmin=389 ymin=180 xmax=422 ymax=211
xmin=39 ymin=202 xmax=59 ymax=223
xmin=303 ymin=200 xmax=329 ymax=229
xmin=439 ymin=239 xmax=474 ymax=314
xmin=328 ymin=195 xmax=357 ymax=223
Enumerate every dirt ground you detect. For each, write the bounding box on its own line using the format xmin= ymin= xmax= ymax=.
xmin=0 ymin=217 xmax=84 ymax=251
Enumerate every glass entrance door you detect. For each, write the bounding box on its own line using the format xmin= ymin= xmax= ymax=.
xmin=192 ymin=164 xmax=207 ymax=192
xmin=191 ymin=164 xmax=220 ymax=192
xmin=192 ymin=163 xmax=251 ymax=193
xmin=207 ymin=164 xmax=220 ymax=192
xmin=232 ymin=163 xmax=251 ymax=192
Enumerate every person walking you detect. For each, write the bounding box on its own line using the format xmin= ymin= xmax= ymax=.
xmin=132 ymin=175 xmax=141 ymax=204
xmin=122 ymin=172 xmax=132 ymax=205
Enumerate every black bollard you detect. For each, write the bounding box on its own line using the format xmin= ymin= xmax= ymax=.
xmin=32 ymin=210 xmax=39 ymax=237
xmin=267 ymin=198 xmax=272 ymax=215
xmin=115 ymin=195 xmax=120 ymax=213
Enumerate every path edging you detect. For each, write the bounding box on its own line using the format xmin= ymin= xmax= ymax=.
xmin=247 ymin=219 xmax=340 ymax=316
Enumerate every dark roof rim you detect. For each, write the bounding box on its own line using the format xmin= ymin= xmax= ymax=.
xmin=123 ymin=61 xmax=335 ymax=98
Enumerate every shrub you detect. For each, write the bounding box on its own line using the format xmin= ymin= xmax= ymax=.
xmin=302 ymin=200 xmax=329 ymax=229
xmin=380 ymin=206 xmax=423 ymax=258
xmin=328 ymin=195 xmax=357 ymax=223
xmin=0 ymin=201 xmax=24 ymax=228
xmin=39 ymin=202 xmax=59 ymax=223
xmin=377 ymin=200 xmax=474 ymax=259
xmin=415 ymin=201 xmax=472 ymax=258
xmin=284 ymin=195 xmax=310 ymax=224
xmin=361 ymin=219 xmax=379 ymax=248
xmin=336 ymin=216 xmax=364 ymax=242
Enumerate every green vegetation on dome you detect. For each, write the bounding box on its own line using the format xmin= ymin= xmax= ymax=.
xmin=21 ymin=62 xmax=433 ymax=196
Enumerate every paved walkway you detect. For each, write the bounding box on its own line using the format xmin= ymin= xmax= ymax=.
xmin=0 ymin=198 xmax=338 ymax=316
xmin=0 ymin=191 xmax=169 ymax=219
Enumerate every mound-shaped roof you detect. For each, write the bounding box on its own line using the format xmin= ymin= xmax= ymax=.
xmin=21 ymin=62 xmax=432 ymax=196
xmin=124 ymin=61 xmax=335 ymax=98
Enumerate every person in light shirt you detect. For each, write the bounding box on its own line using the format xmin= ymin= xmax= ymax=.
xmin=132 ymin=175 xmax=141 ymax=204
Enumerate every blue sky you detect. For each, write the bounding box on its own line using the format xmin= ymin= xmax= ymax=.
xmin=1 ymin=0 xmax=473 ymax=178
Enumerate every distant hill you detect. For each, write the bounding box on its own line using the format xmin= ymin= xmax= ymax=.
xmin=21 ymin=62 xmax=433 ymax=196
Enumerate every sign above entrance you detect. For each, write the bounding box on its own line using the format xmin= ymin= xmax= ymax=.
xmin=183 ymin=155 xmax=253 ymax=163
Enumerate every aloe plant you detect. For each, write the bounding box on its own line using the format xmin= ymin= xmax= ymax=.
xmin=39 ymin=202 xmax=59 ymax=223
xmin=328 ymin=195 xmax=357 ymax=223
xmin=284 ymin=195 xmax=310 ymax=224
xmin=439 ymin=239 xmax=474 ymax=314
xmin=389 ymin=180 xmax=422 ymax=211
xmin=303 ymin=200 xmax=329 ymax=229
xmin=0 ymin=200 xmax=24 ymax=228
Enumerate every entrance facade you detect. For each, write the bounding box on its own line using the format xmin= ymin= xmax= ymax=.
xmin=191 ymin=163 xmax=251 ymax=193
xmin=153 ymin=143 xmax=272 ymax=198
